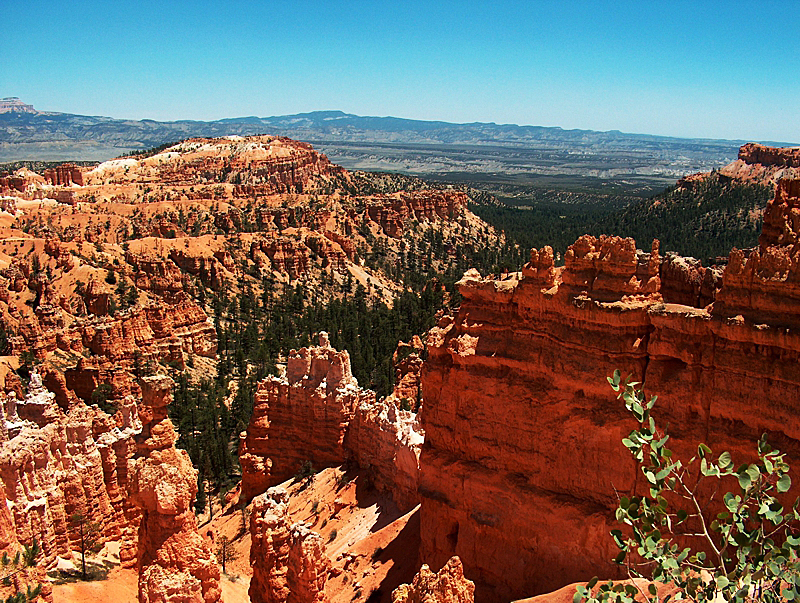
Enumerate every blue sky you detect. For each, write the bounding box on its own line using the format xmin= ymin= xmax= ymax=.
xmin=2 ymin=0 xmax=798 ymax=142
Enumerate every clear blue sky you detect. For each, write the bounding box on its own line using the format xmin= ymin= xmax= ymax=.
xmin=2 ymin=0 xmax=798 ymax=142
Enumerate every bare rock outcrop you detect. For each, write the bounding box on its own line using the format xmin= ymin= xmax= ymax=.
xmin=714 ymin=177 xmax=800 ymax=328
xmin=0 ymin=370 xmax=139 ymax=565
xmin=363 ymin=191 xmax=468 ymax=238
xmin=712 ymin=143 xmax=800 ymax=185
xmin=84 ymin=136 xmax=346 ymax=195
xmin=392 ymin=557 xmax=475 ymax=603
xmin=249 ymin=487 xmax=330 ymax=603
xmin=347 ymin=399 xmax=424 ymax=512
xmin=129 ymin=375 xmax=220 ymax=603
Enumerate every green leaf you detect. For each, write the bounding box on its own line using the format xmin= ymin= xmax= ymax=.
xmin=614 ymin=550 xmax=626 ymax=564
xmin=784 ymin=589 xmax=796 ymax=601
xmin=698 ymin=443 xmax=711 ymax=458
xmin=718 ymin=451 xmax=732 ymax=469
xmin=716 ymin=575 xmax=729 ymax=589
xmin=648 ymin=584 xmax=658 ymax=596
xmin=587 ymin=577 xmax=598 ymax=590
xmin=738 ymin=471 xmax=752 ymax=490
xmin=778 ymin=474 xmax=792 ymax=493
xmin=573 ymin=590 xmax=583 ymax=603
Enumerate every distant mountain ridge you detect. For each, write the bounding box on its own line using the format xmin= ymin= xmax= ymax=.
xmin=1 ymin=100 xmax=797 ymax=181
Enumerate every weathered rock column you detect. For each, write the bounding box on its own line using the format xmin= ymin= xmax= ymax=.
xmin=129 ymin=375 xmax=220 ymax=603
xmin=249 ymin=487 xmax=330 ymax=603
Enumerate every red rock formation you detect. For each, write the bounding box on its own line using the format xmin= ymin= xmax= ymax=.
xmin=84 ymin=136 xmax=346 ymax=195
xmin=84 ymin=278 xmax=112 ymax=315
xmin=364 ymin=191 xmax=468 ymax=238
xmin=419 ymin=216 xmax=800 ymax=600
xmin=44 ymin=163 xmax=86 ymax=186
xmin=714 ymin=177 xmax=800 ymax=328
xmin=0 ymin=370 xmax=138 ymax=565
xmin=249 ymin=487 xmax=330 ymax=603
xmin=347 ymin=400 xmax=424 ymax=512
xmin=239 ymin=334 xmax=425 ymax=512
xmin=126 ymin=251 xmax=185 ymax=295
xmin=739 ymin=143 xmax=800 ymax=168
xmin=0 ymin=169 xmax=43 ymax=198
xmin=390 ymin=336 xmax=425 ymax=408
xmin=169 ymin=248 xmax=228 ymax=290
xmin=392 ymin=557 xmax=475 ymax=603
xmin=10 ymin=292 xmax=216 ymax=368
xmin=305 ymin=233 xmax=349 ymax=272
xmin=251 ymin=238 xmax=312 ymax=280
xmin=711 ymin=143 xmax=800 ymax=186
xmin=239 ymin=333 xmax=374 ymax=500
xmin=659 ymin=252 xmax=721 ymax=307
xmin=129 ymin=375 xmax=220 ymax=603
xmin=562 ymin=235 xmax=660 ymax=300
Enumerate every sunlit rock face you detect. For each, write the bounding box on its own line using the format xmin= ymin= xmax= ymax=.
xmin=419 ymin=183 xmax=800 ymax=600
xmin=239 ymin=333 xmax=424 ymax=512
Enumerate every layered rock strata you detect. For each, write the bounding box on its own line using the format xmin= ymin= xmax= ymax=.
xmin=83 ymin=136 xmax=345 ymax=195
xmin=249 ymin=487 xmax=330 ymax=603
xmin=419 ymin=185 xmax=800 ymax=601
xmin=129 ymin=375 xmax=221 ymax=603
xmin=239 ymin=333 xmax=424 ymax=512
xmin=9 ymin=292 xmax=216 ymax=367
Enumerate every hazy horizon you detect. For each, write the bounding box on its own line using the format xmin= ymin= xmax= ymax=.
xmin=4 ymin=0 xmax=798 ymax=143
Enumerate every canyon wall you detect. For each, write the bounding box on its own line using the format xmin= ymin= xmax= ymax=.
xmin=419 ymin=179 xmax=800 ymax=601
xmin=239 ymin=333 xmax=424 ymax=512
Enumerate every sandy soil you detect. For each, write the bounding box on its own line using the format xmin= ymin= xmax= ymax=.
xmin=52 ymin=567 xmax=138 ymax=603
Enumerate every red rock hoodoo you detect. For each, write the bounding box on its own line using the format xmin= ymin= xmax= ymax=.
xmin=128 ymin=375 xmax=221 ymax=603
xmin=249 ymin=487 xmax=331 ymax=603
xmin=391 ymin=556 xmax=475 ymax=603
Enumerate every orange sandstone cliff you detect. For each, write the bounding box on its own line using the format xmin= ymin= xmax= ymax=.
xmin=418 ymin=178 xmax=800 ymax=601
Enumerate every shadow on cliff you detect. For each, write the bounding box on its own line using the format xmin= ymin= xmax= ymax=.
xmin=373 ymin=507 xmax=420 ymax=603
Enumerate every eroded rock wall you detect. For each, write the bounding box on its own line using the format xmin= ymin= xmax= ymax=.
xmin=0 ymin=370 xmax=141 ymax=566
xmin=239 ymin=333 xmax=424 ymax=512
xmin=239 ymin=333 xmax=374 ymax=500
xmin=419 ymin=193 xmax=800 ymax=601
xmin=249 ymin=487 xmax=330 ymax=603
